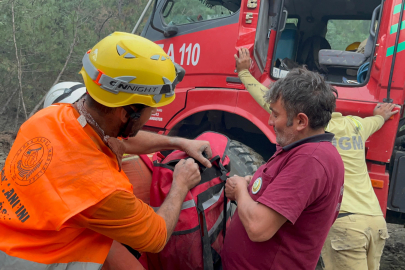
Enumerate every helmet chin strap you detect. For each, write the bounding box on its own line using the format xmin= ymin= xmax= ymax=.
xmin=118 ymin=105 xmax=146 ymax=139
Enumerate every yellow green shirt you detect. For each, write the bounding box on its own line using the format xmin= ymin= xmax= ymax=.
xmin=238 ymin=69 xmax=384 ymax=216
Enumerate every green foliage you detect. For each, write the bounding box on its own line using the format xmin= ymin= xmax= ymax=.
xmin=325 ymin=20 xmax=371 ymax=51
xmin=162 ymin=0 xmax=234 ymax=25
xmin=0 ymin=0 xmax=151 ymax=130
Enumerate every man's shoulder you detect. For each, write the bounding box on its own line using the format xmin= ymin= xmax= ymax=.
xmin=313 ymin=141 xmax=342 ymax=164
xmin=292 ymin=140 xmax=337 ymax=156
xmin=293 ymin=141 xmax=343 ymax=173
xmin=281 ymin=143 xmax=336 ymax=173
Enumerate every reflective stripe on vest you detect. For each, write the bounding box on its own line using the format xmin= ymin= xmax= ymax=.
xmin=0 ymin=250 xmax=102 ymax=270
xmin=151 ymin=187 xmax=224 ymax=213
xmin=151 ymin=198 xmax=196 ymax=212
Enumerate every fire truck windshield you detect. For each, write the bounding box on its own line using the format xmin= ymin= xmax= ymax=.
xmin=162 ymin=0 xmax=240 ymax=26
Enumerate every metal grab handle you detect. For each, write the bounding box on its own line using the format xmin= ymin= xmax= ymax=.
xmin=280 ymin=9 xmax=288 ymax=32
xmin=370 ymin=4 xmax=381 ymax=37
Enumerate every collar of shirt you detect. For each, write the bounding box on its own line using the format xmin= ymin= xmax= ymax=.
xmin=282 ymin=132 xmax=335 ymax=151
xmin=274 ymin=132 xmax=335 ymax=154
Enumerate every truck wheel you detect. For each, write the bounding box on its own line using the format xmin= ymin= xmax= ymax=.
xmin=227 ymin=140 xmax=265 ymax=177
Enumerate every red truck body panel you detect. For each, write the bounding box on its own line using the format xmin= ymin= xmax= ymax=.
xmin=142 ymin=0 xmax=405 ymax=215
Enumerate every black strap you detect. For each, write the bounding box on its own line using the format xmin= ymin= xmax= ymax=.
xmin=160 ymin=149 xmax=175 ymax=158
xmin=53 ymin=83 xmax=85 ymax=104
xmin=211 ymin=247 xmax=221 ymax=268
xmin=337 ymin=212 xmax=354 ymax=219
xmin=155 ymin=155 xmax=228 ymax=186
xmin=123 ymin=105 xmax=145 ymax=120
xmin=119 ymin=105 xmax=147 ymax=138
xmin=222 ymin=193 xmax=227 ymax=242
xmin=172 ymin=224 xmax=200 ymax=235
xmin=197 ymin=183 xmax=225 ymax=270
xmin=200 ymin=210 xmax=214 ymax=270
xmin=153 ymin=160 xmax=176 ymax=171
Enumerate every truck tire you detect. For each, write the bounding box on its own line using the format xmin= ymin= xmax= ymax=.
xmin=227 ymin=140 xmax=265 ymax=177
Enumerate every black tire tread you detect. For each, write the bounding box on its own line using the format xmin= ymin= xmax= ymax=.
xmin=227 ymin=140 xmax=265 ymax=176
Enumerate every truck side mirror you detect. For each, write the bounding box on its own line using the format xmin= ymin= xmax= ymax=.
xmin=174 ymin=63 xmax=186 ymax=82
xmin=164 ymin=25 xmax=178 ymax=37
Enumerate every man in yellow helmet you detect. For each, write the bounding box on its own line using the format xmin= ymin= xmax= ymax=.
xmin=0 ymin=32 xmax=212 ymax=269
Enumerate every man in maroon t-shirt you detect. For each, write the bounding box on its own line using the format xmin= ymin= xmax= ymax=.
xmin=222 ymin=54 xmax=344 ymax=270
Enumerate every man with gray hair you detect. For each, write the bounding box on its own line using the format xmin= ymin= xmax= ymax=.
xmin=231 ymin=48 xmax=398 ymax=270
xmin=222 ymin=48 xmax=345 ymax=270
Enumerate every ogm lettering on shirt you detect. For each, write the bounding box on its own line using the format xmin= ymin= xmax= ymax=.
xmin=10 ymin=137 xmax=53 ymax=186
xmin=0 ymin=169 xmax=30 ymax=223
xmin=332 ymin=136 xmax=363 ymax=151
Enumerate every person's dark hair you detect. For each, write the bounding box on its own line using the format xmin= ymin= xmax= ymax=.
xmin=264 ymin=68 xmax=338 ymax=129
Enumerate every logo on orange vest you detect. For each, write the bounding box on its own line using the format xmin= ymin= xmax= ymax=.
xmin=10 ymin=137 xmax=53 ymax=186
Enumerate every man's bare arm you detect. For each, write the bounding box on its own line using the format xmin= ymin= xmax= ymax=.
xmin=123 ymin=131 xmax=212 ymax=168
xmin=156 ymin=158 xmax=201 ymax=241
xmin=123 ymin=131 xmax=180 ymax=154
xmin=156 ymin=184 xmax=189 ymax=242
xmin=225 ymin=176 xmax=286 ymax=242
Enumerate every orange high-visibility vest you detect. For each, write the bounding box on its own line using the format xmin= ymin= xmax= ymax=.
xmin=0 ymin=104 xmax=133 ymax=269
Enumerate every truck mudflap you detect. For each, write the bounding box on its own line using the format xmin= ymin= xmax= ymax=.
xmin=388 ymin=151 xmax=405 ymax=213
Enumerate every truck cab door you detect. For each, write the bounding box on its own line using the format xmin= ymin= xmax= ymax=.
xmin=245 ymin=0 xmax=287 ymax=81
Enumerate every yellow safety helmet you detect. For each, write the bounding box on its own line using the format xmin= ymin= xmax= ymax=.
xmin=80 ymin=32 xmax=183 ymax=108
xmin=345 ymin=42 xmax=361 ymax=52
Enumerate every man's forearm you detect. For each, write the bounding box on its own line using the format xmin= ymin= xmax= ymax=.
xmin=156 ymin=183 xmax=188 ymax=242
xmin=238 ymin=70 xmax=271 ymax=113
xmin=236 ymin=187 xmax=286 ymax=242
xmin=124 ymin=131 xmax=185 ymax=154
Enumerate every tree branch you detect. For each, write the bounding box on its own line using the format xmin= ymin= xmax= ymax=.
xmin=117 ymin=0 xmax=122 ymax=17
xmin=98 ymin=13 xmax=114 ymax=40
xmin=29 ymin=5 xmax=82 ymax=117
xmin=11 ymin=0 xmax=27 ymax=119
xmin=14 ymin=91 xmax=21 ymax=132
xmin=0 ymin=88 xmax=19 ymax=115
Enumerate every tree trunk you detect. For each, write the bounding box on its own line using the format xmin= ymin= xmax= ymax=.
xmin=11 ymin=0 xmax=27 ymax=120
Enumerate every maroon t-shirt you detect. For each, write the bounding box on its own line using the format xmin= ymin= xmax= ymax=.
xmin=222 ymin=133 xmax=344 ymax=270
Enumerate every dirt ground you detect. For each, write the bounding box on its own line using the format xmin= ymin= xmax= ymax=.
xmin=0 ymin=131 xmax=404 ymax=269
xmin=380 ymin=223 xmax=405 ymax=270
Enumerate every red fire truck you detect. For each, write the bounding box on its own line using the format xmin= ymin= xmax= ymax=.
xmin=135 ymin=0 xmax=405 ymax=221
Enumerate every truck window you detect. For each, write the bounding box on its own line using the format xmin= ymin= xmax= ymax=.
xmin=326 ymin=20 xmax=371 ymax=51
xmin=268 ymin=0 xmax=381 ymax=84
xmin=162 ymin=0 xmax=239 ymax=26
xmin=286 ymin=18 xmax=298 ymax=27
